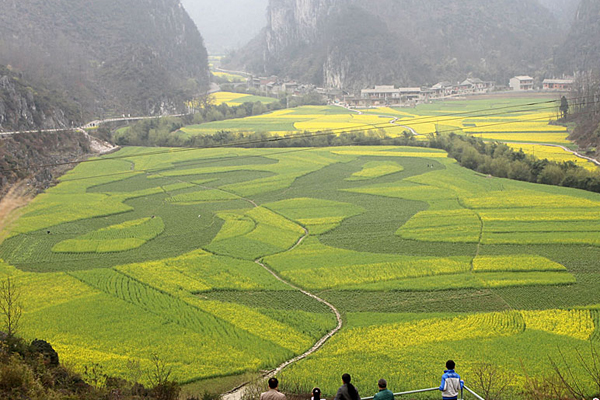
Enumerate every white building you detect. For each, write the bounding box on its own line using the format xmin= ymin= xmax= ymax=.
xmin=360 ymin=86 xmax=424 ymax=105
xmin=510 ymin=76 xmax=534 ymax=91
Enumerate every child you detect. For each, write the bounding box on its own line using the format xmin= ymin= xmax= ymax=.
xmin=439 ymin=360 xmax=464 ymax=400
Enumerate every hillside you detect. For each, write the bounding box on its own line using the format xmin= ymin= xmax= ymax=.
xmin=537 ymin=0 xmax=580 ymax=27
xmin=0 ymin=0 xmax=210 ymax=121
xmin=228 ymin=0 xmax=565 ymax=89
xmin=555 ymin=0 xmax=600 ymax=73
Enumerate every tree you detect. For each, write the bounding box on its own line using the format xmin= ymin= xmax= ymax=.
xmin=560 ymin=96 xmax=569 ymax=120
xmin=0 ymin=277 xmax=22 ymax=339
xmin=538 ymin=164 xmax=565 ymax=186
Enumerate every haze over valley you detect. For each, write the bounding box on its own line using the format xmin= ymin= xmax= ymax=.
xmin=0 ymin=1 xmax=600 ymax=399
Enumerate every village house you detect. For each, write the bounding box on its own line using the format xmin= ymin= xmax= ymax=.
xmin=282 ymin=81 xmax=299 ymax=94
xmin=509 ymin=76 xmax=534 ymax=91
xmin=542 ymin=79 xmax=574 ymax=91
xmin=459 ymin=78 xmax=495 ymax=93
xmin=359 ymin=85 xmax=425 ymax=106
xmin=431 ymin=82 xmax=456 ymax=98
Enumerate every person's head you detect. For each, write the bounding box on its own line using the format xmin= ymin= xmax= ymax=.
xmin=268 ymin=377 xmax=279 ymax=389
xmin=446 ymin=360 xmax=456 ymax=370
xmin=312 ymin=387 xmax=321 ymax=400
xmin=342 ymin=373 xmax=351 ymax=384
xmin=378 ymin=379 xmax=387 ymax=389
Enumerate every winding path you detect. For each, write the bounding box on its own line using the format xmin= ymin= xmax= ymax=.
xmin=170 ymin=181 xmax=343 ymax=400
xmin=222 ymin=228 xmax=343 ymax=400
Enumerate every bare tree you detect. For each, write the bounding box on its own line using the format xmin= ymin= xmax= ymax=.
xmin=470 ymin=361 xmax=512 ymax=400
xmin=148 ymin=354 xmax=180 ymax=400
xmin=0 ymin=276 xmax=22 ymax=339
xmin=549 ymin=344 xmax=600 ymax=400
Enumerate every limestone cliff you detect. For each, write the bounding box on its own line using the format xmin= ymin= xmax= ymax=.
xmin=232 ymin=0 xmax=564 ymax=90
xmin=0 ymin=66 xmax=76 ymax=131
xmin=266 ymin=0 xmax=339 ymax=54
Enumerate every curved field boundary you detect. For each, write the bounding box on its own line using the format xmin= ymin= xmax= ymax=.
xmin=255 ymin=254 xmax=343 ymax=376
xmin=334 ymin=105 xmax=420 ymax=136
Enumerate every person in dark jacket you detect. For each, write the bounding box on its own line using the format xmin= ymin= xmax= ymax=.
xmin=373 ymin=378 xmax=393 ymax=400
xmin=334 ymin=373 xmax=360 ymax=400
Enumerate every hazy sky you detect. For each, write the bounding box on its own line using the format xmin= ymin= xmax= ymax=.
xmin=181 ymin=0 xmax=269 ymax=54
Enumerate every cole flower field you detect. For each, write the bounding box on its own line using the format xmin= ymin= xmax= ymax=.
xmin=0 ymin=96 xmax=599 ymax=397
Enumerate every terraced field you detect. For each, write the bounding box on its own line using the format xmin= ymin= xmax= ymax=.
xmin=1 ymin=98 xmax=599 ymax=397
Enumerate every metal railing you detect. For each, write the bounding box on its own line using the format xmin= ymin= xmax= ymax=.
xmin=361 ymin=385 xmax=484 ymax=400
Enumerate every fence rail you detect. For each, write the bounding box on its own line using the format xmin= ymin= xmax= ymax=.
xmin=361 ymin=385 xmax=484 ymax=400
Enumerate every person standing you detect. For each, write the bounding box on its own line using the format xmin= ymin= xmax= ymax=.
xmin=439 ymin=360 xmax=464 ymax=400
xmin=373 ymin=379 xmax=393 ymax=400
xmin=311 ymin=387 xmax=322 ymax=400
xmin=261 ymin=377 xmax=286 ymax=400
xmin=334 ymin=373 xmax=360 ymax=400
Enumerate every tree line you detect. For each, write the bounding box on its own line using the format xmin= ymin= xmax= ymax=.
xmin=430 ymin=133 xmax=600 ymax=193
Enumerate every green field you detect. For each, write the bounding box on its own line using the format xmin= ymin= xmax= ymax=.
xmin=1 ymin=100 xmax=599 ymax=397
xmin=179 ymin=96 xmax=600 ymax=171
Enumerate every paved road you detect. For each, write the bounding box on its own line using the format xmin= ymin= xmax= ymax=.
xmin=0 ymin=113 xmax=187 ymax=137
xmin=0 ymin=127 xmax=73 ymax=137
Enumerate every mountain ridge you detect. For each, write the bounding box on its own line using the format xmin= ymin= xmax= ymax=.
xmin=229 ymin=0 xmax=571 ymax=89
xmin=0 ymin=0 xmax=210 ymax=122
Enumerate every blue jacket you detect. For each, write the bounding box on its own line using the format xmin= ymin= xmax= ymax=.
xmin=439 ymin=370 xmax=463 ymax=400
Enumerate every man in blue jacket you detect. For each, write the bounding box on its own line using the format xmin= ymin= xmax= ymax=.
xmin=439 ymin=360 xmax=464 ymax=400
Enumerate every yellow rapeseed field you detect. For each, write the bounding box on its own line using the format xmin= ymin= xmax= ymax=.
xmin=521 ymin=309 xmax=595 ymax=340
xmin=506 ymin=143 xmax=598 ymax=170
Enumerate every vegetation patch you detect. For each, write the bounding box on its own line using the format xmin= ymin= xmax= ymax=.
xmin=398 ymin=209 xmax=481 ymax=243
xmin=2 ymin=139 xmax=599 ymax=388
xmin=52 ymin=217 xmax=164 ymax=253
xmin=265 ymin=198 xmax=364 ymax=234
xmin=473 ymin=255 xmax=567 ymax=272
xmin=346 ymin=161 xmax=404 ymax=180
